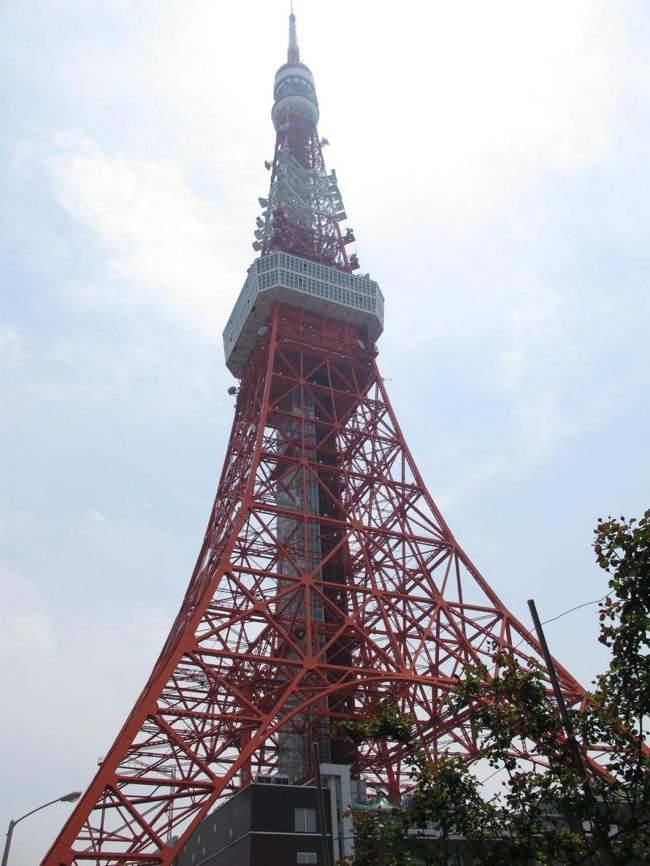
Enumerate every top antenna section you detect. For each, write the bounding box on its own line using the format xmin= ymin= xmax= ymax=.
xmin=288 ymin=7 xmax=300 ymax=64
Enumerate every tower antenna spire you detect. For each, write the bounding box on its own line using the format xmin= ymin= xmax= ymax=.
xmin=288 ymin=3 xmax=300 ymax=64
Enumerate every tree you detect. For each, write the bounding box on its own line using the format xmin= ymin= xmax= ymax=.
xmin=583 ymin=509 xmax=650 ymax=861
xmin=338 ymin=510 xmax=650 ymax=865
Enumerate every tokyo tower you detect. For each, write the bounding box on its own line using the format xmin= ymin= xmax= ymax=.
xmin=43 ymin=11 xmax=603 ymax=866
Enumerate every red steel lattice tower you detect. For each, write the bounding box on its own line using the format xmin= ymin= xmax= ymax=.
xmin=43 ymin=13 xmax=606 ymax=866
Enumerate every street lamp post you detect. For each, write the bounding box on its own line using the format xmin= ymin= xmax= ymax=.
xmin=1 ymin=790 xmax=81 ymax=866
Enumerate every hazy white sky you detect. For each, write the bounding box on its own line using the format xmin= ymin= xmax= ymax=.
xmin=2 ymin=2 xmax=650 ymax=863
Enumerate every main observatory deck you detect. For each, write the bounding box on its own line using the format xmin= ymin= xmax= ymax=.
xmin=223 ymin=252 xmax=384 ymax=377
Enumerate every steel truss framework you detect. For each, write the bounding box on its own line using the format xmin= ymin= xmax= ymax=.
xmin=258 ymin=110 xmax=356 ymax=272
xmin=43 ymin=304 xmax=603 ymax=866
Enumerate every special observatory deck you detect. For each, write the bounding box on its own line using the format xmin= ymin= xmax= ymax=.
xmin=223 ymin=251 xmax=384 ymax=377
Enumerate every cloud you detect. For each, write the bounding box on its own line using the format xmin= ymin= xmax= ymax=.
xmin=0 ymin=561 xmax=173 ymax=864
xmin=512 ymin=385 xmax=579 ymax=464
xmin=0 ymin=567 xmax=57 ymax=660
xmin=56 ymin=0 xmax=638 ymax=273
xmin=27 ymin=0 xmax=644 ymax=355
xmin=47 ymin=129 xmax=243 ymax=335
xmin=0 ymin=324 xmax=22 ymax=365
xmin=0 ymin=610 xmax=57 ymax=657
xmin=498 ymin=280 xmax=561 ymax=388
xmin=0 ymin=559 xmax=173 ymax=770
xmin=434 ymin=453 xmax=514 ymax=514
xmin=311 ymin=0 xmax=637 ymax=239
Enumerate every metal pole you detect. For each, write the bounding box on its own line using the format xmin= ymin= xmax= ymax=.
xmin=1 ymin=792 xmax=81 ymax=866
xmin=1 ymin=820 xmax=16 ymax=866
xmin=527 ymin=598 xmax=593 ymax=795
xmin=528 ymin=599 xmax=617 ymax=866
xmin=312 ymin=743 xmax=332 ymax=866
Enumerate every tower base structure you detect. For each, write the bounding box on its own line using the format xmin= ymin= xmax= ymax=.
xmin=43 ymin=298 xmax=595 ymax=866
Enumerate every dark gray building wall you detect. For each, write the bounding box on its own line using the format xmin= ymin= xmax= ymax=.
xmin=174 ymin=782 xmax=331 ymax=866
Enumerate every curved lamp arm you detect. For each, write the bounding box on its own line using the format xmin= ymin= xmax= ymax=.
xmin=2 ymin=791 xmax=81 ymax=866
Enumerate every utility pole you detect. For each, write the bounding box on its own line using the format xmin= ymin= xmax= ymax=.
xmin=528 ymin=599 xmax=617 ymax=866
xmin=312 ymin=743 xmax=332 ymax=866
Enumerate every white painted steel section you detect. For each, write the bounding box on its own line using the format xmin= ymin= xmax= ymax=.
xmin=320 ymin=763 xmax=354 ymax=863
xmin=223 ymin=252 xmax=384 ymax=377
